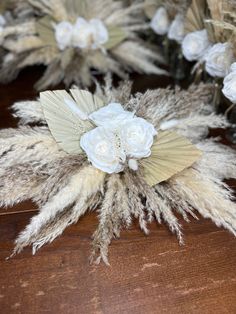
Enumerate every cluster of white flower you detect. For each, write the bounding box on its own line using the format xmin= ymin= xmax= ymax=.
xmin=80 ymin=103 xmax=157 ymax=174
xmin=150 ymin=7 xmax=236 ymax=104
xmin=150 ymin=7 xmax=185 ymax=43
xmin=54 ymin=17 xmax=108 ymax=51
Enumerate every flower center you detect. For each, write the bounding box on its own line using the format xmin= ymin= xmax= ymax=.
xmin=95 ymin=141 xmax=110 ymax=155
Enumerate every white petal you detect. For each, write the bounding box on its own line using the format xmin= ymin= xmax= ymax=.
xmin=64 ymin=98 xmax=88 ymax=120
xmin=54 ymin=21 xmax=73 ymax=50
xmin=160 ymin=119 xmax=180 ymax=130
xmin=150 ymin=7 xmax=170 ymax=35
xmin=89 ymin=103 xmax=134 ymax=126
xmin=75 ymin=17 xmax=89 ymax=28
xmin=90 ymin=19 xmax=109 ymax=45
xmin=128 ymin=159 xmax=139 ymax=171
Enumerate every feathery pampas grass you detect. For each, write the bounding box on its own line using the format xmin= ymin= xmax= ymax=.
xmin=0 ymin=0 xmax=167 ymax=90
xmin=1 ymin=78 xmax=235 ymax=264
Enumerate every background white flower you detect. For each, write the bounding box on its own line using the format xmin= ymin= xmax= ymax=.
xmin=0 ymin=15 xmax=6 ymax=27
xmin=89 ymin=19 xmax=109 ymax=48
xmin=120 ymin=117 xmax=157 ymax=158
xmin=54 ymin=21 xmax=73 ymax=50
xmin=55 ymin=17 xmax=109 ymax=51
xmin=167 ymin=14 xmax=185 ymax=43
xmin=229 ymin=62 xmax=236 ymax=73
xmin=80 ymin=126 xmax=126 ymax=174
xmin=182 ymin=29 xmax=211 ymax=61
xmin=150 ymin=7 xmax=170 ymax=35
xmin=222 ymin=71 xmax=236 ymax=103
xmin=0 ymin=14 xmax=6 ymax=45
xmin=72 ymin=17 xmax=108 ymax=49
xmin=205 ymin=42 xmax=234 ymax=77
xmin=89 ymin=102 xmax=134 ymax=126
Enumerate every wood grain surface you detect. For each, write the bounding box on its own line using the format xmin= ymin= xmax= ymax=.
xmin=0 ymin=68 xmax=236 ymax=314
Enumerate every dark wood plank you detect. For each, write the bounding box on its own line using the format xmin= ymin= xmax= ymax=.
xmin=0 ymin=212 xmax=236 ymax=314
xmin=0 ymin=67 xmax=236 ymax=314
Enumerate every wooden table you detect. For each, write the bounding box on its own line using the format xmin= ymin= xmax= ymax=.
xmin=0 ymin=68 xmax=236 ymax=314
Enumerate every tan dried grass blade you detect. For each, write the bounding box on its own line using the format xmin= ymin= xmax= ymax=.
xmin=206 ymin=0 xmax=223 ymax=41
xmin=35 ymin=16 xmax=57 ymax=47
xmin=64 ymin=0 xmax=87 ymax=19
xmin=184 ymin=0 xmax=206 ymax=33
xmin=207 ymin=0 xmax=222 ymax=20
xmin=61 ymin=48 xmax=75 ymax=69
xmin=140 ymin=131 xmax=202 ymax=186
xmin=40 ymin=89 xmax=104 ymax=154
xmin=144 ymin=0 xmax=159 ymax=19
xmin=105 ymin=26 xmax=127 ymax=50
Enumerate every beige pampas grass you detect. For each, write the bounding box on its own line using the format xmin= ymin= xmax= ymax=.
xmin=2 ymin=78 xmax=236 ymax=264
xmin=0 ymin=0 xmax=167 ymax=89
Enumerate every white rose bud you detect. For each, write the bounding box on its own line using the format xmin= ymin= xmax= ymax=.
xmin=182 ymin=29 xmax=211 ymax=61
xmin=120 ymin=117 xmax=157 ymax=159
xmin=222 ymin=72 xmax=236 ymax=103
xmin=150 ymin=7 xmax=170 ymax=35
xmin=205 ymin=42 xmax=234 ymax=77
xmin=167 ymin=14 xmax=185 ymax=43
xmin=54 ymin=21 xmax=73 ymax=50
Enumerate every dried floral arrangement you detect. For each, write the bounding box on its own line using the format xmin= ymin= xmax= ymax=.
xmin=145 ymin=0 xmax=236 ymax=109
xmin=2 ymin=77 xmax=236 ymax=265
xmin=0 ymin=0 xmax=167 ymax=90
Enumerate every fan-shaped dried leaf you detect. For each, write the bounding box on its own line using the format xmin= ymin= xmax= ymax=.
xmin=40 ymin=89 xmax=104 ymax=154
xmin=141 ymin=131 xmax=202 ymax=186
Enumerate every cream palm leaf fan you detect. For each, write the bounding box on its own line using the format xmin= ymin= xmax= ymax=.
xmin=140 ymin=131 xmax=202 ymax=186
xmin=40 ymin=89 xmax=104 ymax=154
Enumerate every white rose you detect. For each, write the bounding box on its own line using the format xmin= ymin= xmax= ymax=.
xmin=229 ymin=62 xmax=236 ymax=73
xmin=0 ymin=26 xmax=3 ymax=44
xmin=89 ymin=19 xmax=109 ymax=48
xmin=120 ymin=117 xmax=157 ymax=158
xmin=182 ymin=29 xmax=211 ymax=61
xmin=72 ymin=17 xmax=94 ymax=49
xmin=167 ymin=14 xmax=185 ymax=43
xmin=89 ymin=103 xmax=134 ymax=127
xmin=54 ymin=21 xmax=73 ymax=50
xmin=80 ymin=126 xmax=126 ymax=174
xmin=150 ymin=7 xmax=170 ymax=35
xmin=205 ymin=42 xmax=234 ymax=77
xmin=222 ymin=72 xmax=236 ymax=103
xmin=0 ymin=15 xmax=6 ymax=27
xmin=72 ymin=17 xmax=108 ymax=49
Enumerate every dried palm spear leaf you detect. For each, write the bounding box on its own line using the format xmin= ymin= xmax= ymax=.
xmin=144 ymin=0 xmax=191 ymax=19
xmin=184 ymin=0 xmax=236 ymax=48
xmin=3 ymin=78 xmax=236 ymax=264
xmin=0 ymin=0 xmax=167 ymax=90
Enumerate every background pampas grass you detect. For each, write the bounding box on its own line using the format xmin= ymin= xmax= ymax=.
xmin=0 ymin=0 xmax=167 ymax=90
xmin=0 ymin=78 xmax=235 ymax=264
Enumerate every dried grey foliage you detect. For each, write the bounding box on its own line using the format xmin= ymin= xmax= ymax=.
xmin=3 ymin=79 xmax=236 ymax=264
